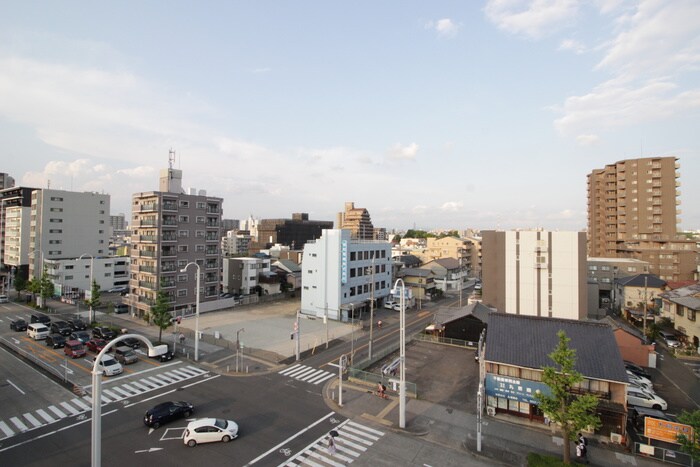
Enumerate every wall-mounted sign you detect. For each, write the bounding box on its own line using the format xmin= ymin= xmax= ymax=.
xmin=341 ymin=240 xmax=348 ymax=284
xmin=645 ymin=418 xmax=694 ymax=444
xmin=485 ymin=373 xmax=551 ymax=404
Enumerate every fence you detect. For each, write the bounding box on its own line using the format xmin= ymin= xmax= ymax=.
xmin=634 ymin=442 xmax=694 ymax=466
xmin=413 ymin=333 xmax=477 ymax=348
xmin=348 ymin=368 xmax=417 ymax=398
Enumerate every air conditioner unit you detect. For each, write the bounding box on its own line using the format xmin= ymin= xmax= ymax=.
xmin=610 ymin=432 xmax=622 ymax=444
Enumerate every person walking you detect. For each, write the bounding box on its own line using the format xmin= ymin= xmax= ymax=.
xmin=575 ymin=440 xmax=588 ymax=464
xmin=327 ymin=434 xmax=336 ymax=456
xmin=377 ymin=320 xmax=382 ymax=329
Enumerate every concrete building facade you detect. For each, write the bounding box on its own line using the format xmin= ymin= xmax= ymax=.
xmin=127 ymin=166 xmax=222 ymax=317
xmin=253 ymin=213 xmax=332 ymax=251
xmin=301 ymin=229 xmax=392 ymax=321
xmin=482 ymin=230 xmax=587 ymax=321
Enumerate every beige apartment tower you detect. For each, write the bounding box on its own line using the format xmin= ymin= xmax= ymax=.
xmin=336 ymin=202 xmax=374 ymax=240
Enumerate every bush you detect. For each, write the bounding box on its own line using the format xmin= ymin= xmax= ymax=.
xmin=527 ymin=452 xmax=567 ymax=466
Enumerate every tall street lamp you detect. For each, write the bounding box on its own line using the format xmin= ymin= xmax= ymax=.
xmin=393 ymin=278 xmax=407 ymax=429
xmin=181 ymin=262 xmax=201 ymax=361
xmin=236 ymin=327 xmax=245 ymax=372
xmin=79 ymin=254 xmax=94 ymax=324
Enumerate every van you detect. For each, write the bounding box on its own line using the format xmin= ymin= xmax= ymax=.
xmin=27 ymin=323 xmax=50 ymax=340
xmin=64 ymin=340 xmax=86 ymax=358
xmin=114 ymin=346 xmax=138 ymax=365
xmin=30 ymin=313 xmax=51 ymax=325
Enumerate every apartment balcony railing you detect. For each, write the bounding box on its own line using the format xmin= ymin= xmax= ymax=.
xmin=162 ymin=203 xmax=178 ymax=211
xmin=138 ymin=296 xmax=156 ymax=306
xmin=206 ymin=248 xmax=218 ymax=255
xmin=161 ymin=264 xmax=177 ymax=272
xmin=206 ymin=235 xmax=218 ymax=242
xmin=162 ymin=235 xmax=177 ymax=242
xmin=206 ymin=221 xmax=219 ymax=227
xmin=140 ymin=250 xmax=157 ymax=258
xmin=163 ymin=219 xmax=177 ymax=226
xmin=205 ymin=262 xmax=218 ymax=269
xmin=206 ymin=207 xmax=220 ymax=214
xmin=139 ymin=266 xmax=157 ymax=274
xmin=139 ymin=235 xmax=158 ymax=242
xmin=139 ymin=219 xmax=158 ymax=226
xmin=161 ymin=249 xmax=176 ymax=257
xmin=139 ymin=203 xmax=159 ymax=212
xmin=138 ymin=281 xmax=157 ymax=290
xmin=161 ymin=281 xmax=176 ymax=288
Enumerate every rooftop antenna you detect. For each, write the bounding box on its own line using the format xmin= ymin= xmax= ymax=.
xmin=168 ymin=148 xmax=176 ymax=169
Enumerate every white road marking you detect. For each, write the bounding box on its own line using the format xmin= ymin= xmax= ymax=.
xmin=59 ymin=401 xmax=80 ymax=416
xmin=72 ymin=398 xmax=91 ymax=411
xmin=0 ymin=421 xmax=15 ymax=438
xmin=48 ymin=405 xmax=67 ymax=419
xmin=6 ymin=379 xmax=26 ymax=395
xmin=23 ymin=413 xmax=42 ymax=428
xmin=312 ymin=373 xmax=335 ymax=385
xmin=9 ymin=417 xmax=28 ymax=431
xmin=102 ymin=389 xmax=120 ymax=400
xmin=36 ymin=409 xmax=55 ymax=424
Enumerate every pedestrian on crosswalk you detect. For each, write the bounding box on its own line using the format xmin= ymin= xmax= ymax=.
xmin=327 ymin=434 xmax=336 ymax=456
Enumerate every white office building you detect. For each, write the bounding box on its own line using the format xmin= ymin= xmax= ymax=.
xmin=301 ymin=229 xmax=392 ymax=321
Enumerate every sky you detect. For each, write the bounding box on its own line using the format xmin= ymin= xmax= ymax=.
xmin=1 ymin=1 xmax=699 ymax=232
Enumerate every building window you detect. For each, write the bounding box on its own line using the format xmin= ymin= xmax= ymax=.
xmin=196 ymin=216 xmax=205 ymax=223
xmin=179 ymin=201 xmax=189 ymax=208
xmin=178 ymin=274 xmax=187 ymax=282
xmin=688 ymin=310 xmax=696 ymax=321
xmin=178 ymin=260 xmax=187 ymax=268
xmin=65 ymin=265 xmax=74 ymax=270
xmin=49 ymin=207 xmax=63 ymax=212
xmin=197 ymin=202 xmax=205 ymax=209
xmin=178 ymin=245 xmax=188 ymax=252
xmin=50 ymin=218 xmax=63 ymax=223
xmin=196 ymin=230 xmax=205 ymax=238
xmin=179 ymin=230 xmax=189 ymax=237
xmin=350 ymin=287 xmax=355 ymax=296
xmin=177 ymin=289 xmax=188 ymax=297
xmin=49 ymin=229 xmax=62 ymax=233
xmin=350 ymin=269 xmax=356 ymax=278
xmin=179 ymin=215 xmax=189 ymax=223
xmin=677 ymin=307 xmax=684 ymax=317
xmin=104 ymin=272 xmax=112 ymax=277
xmin=196 ymin=245 xmax=205 ymax=252
xmin=65 ymin=275 xmax=73 ymax=280
xmin=350 ymin=252 xmax=356 ymax=261
xmin=50 ymin=197 xmax=64 ymax=201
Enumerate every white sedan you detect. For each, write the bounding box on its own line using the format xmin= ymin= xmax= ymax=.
xmin=184 ymin=418 xmax=239 ymax=447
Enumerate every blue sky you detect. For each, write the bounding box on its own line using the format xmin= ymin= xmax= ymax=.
xmin=1 ymin=1 xmax=698 ymax=232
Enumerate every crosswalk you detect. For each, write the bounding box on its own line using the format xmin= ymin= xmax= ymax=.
xmin=0 ymin=365 xmax=208 ymax=440
xmin=278 ymin=364 xmax=335 ymax=386
xmin=281 ymin=420 xmax=384 ymax=466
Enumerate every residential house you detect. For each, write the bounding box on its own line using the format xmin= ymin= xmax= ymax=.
xmin=396 ymin=267 xmax=436 ymax=303
xmin=419 ymin=257 xmax=465 ymax=293
xmin=659 ymin=283 xmax=700 ymax=349
xmin=599 ymin=316 xmax=656 ymax=368
xmin=614 ymin=274 xmax=666 ymax=325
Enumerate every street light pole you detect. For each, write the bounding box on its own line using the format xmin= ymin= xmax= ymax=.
xmin=369 ymin=258 xmax=375 ymax=359
xmin=236 ymin=327 xmax=245 ymax=372
xmin=393 ymin=278 xmax=407 ymax=429
xmin=181 ymin=262 xmax=201 ymax=361
xmin=79 ymin=254 xmax=94 ymax=324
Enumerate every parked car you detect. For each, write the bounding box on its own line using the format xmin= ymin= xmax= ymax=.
xmin=93 ymin=327 xmax=117 ymax=340
xmin=46 ymin=334 xmax=67 ymax=349
xmin=64 ymin=340 xmax=87 ymax=358
xmin=68 ymin=318 xmax=87 ymax=331
xmin=624 ymin=361 xmax=651 ymax=379
xmin=143 ymin=401 xmax=194 ymax=428
xmin=114 ymin=346 xmax=138 ymax=365
xmin=120 ymin=337 xmax=141 ymax=349
xmin=93 ymin=355 xmax=123 ymax=376
xmin=183 ymin=418 xmax=238 ymax=447
xmin=219 ymin=293 xmax=233 ymax=299
xmin=629 ymin=380 xmax=655 ymax=394
xmin=114 ymin=304 xmax=129 ymax=314
xmin=10 ymin=319 xmax=28 ymax=332
xmin=627 ymin=370 xmax=654 ymax=392
xmin=627 ymin=386 xmax=667 ymax=410
xmin=384 ymin=301 xmax=397 ymax=310
xmin=474 ymin=282 xmax=483 ymax=290
xmin=50 ymin=320 xmax=73 ymax=336
xmin=0 ymin=294 xmax=8 ymax=303
xmin=86 ymin=338 xmax=109 ymax=353
xmin=661 ymin=333 xmax=681 ymax=348
xmin=27 ymin=323 xmax=50 ymax=340
xmin=108 ymin=286 xmax=128 ymax=293
xmin=70 ymin=331 xmax=91 ymax=344
xmin=30 ymin=313 xmax=51 ymax=325
xmin=629 ymin=406 xmax=676 ymax=431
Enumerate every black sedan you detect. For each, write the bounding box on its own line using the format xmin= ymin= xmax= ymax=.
xmin=68 ymin=318 xmax=87 ymax=331
xmin=120 ymin=337 xmax=141 ymax=349
xmin=93 ymin=326 xmax=117 ymax=340
xmin=46 ymin=334 xmax=67 ymax=349
xmin=10 ymin=319 xmax=28 ymax=332
xmin=144 ymin=401 xmax=194 ymax=428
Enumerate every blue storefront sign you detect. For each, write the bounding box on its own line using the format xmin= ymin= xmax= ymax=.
xmin=485 ymin=373 xmax=551 ymax=404
xmin=341 ymin=240 xmax=348 ymax=284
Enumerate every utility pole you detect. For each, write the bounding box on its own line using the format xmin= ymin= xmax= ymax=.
xmin=643 ymin=275 xmax=648 ymax=338
xmin=369 ymin=257 xmax=375 ymax=359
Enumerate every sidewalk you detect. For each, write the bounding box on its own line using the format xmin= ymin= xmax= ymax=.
xmin=323 ymin=379 xmax=666 ymax=467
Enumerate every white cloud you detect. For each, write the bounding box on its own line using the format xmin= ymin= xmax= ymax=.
xmin=484 ymin=0 xmax=579 ymax=39
xmin=426 ymin=18 xmax=460 ymax=37
xmin=558 ymin=38 xmax=586 ymax=54
xmin=440 ymin=201 xmax=464 ymax=212
xmin=575 ymin=134 xmax=600 ymax=146
xmin=387 ymin=142 xmax=419 ymax=160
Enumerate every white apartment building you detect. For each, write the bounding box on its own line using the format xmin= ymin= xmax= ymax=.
xmin=28 ymin=189 xmax=110 ymax=280
xmin=221 ymin=230 xmax=252 ymax=256
xmin=45 ymin=256 xmax=130 ymax=294
xmin=222 ymin=257 xmax=271 ymax=295
xmin=3 ymin=205 xmax=31 ymax=269
xmin=301 ymin=229 xmax=392 ymax=321
xmin=482 ymin=230 xmax=587 ymax=321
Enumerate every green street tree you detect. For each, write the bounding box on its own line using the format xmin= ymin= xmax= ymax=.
xmin=535 ymin=330 xmax=602 ymax=464
xmin=14 ymin=274 xmax=27 ymax=299
xmin=39 ymin=266 xmax=53 ymax=308
xmin=677 ymin=409 xmax=700 ymax=461
xmin=86 ymin=279 xmax=101 ymax=311
xmin=148 ymin=288 xmax=173 ymax=344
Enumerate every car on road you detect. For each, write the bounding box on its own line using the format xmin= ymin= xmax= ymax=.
xmin=627 ymin=386 xmax=667 ymax=410
xmin=661 ymin=334 xmax=681 ymax=348
xmin=474 ymin=282 xmax=482 ymax=290
xmin=183 ymin=418 xmax=238 ymax=447
xmin=108 ymin=286 xmax=128 ymax=293
xmin=10 ymin=319 xmax=28 ymax=332
xmin=86 ymin=338 xmax=109 ymax=353
xmin=46 ymin=334 xmax=67 ymax=349
xmin=70 ymin=331 xmax=91 ymax=344
xmin=114 ymin=304 xmax=129 ymax=314
xmin=64 ymin=339 xmax=87 ymax=358
xmin=144 ymin=401 xmax=194 ymax=428
xmin=93 ymin=355 xmax=123 ymax=376
xmin=120 ymin=337 xmax=141 ymax=349
xmin=50 ymin=320 xmax=73 ymax=336
xmin=68 ymin=318 xmax=87 ymax=331
xmin=219 ymin=293 xmax=233 ymax=299
xmin=27 ymin=323 xmax=50 ymax=340
xmin=0 ymin=294 xmax=8 ymax=303
xmin=92 ymin=326 xmax=117 ymax=340
xmin=114 ymin=346 xmax=138 ymax=365
xmin=384 ymin=301 xmax=396 ymax=310
xmin=30 ymin=313 xmax=51 ymax=325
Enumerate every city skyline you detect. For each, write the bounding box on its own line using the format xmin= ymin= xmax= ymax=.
xmin=1 ymin=1 xmax=698 ymax=231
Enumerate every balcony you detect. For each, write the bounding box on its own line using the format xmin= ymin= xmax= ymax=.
xmin=138 ymin=281 xmax=157 ymax=290
xmin=140 ymin=250 xmax=157 ymax=258
xmin=161 ymin=264 xmax=177 ymax=272
xmin=139 ymin=265 xmax=157 ymax=274
xmin=139 ymin=235 xmax=158 ymax=242
xmin=163 ymin=219 xmax=177 ymax=226
xmin=162 ymin=234 xmax=177 ymax=242
xmin=138 ymin=296 xmax=156 ymax=306
xmin=205 ymin=248 xmax=218 ymax=255
xmin=139 ymin=203 xmax=159 ymax=212
xmin=139 ymin=219 xmax=157 ymax=226
xmin=162 ymin=202 xmax=178 ymax=211
xmin=161 ymin=249 xmax=176 ymax=258
xmin=161 ymin=281 xmax=176 ymax=288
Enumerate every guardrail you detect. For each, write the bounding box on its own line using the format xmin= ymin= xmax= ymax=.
xmin=413 ymin=333 xmax=477 ymax=348
xmin=634 ymin=442 xmax=693 ymax=466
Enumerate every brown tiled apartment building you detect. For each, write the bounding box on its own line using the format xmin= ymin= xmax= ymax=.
xmin=587 ymin=156 xmax=697 ymax=281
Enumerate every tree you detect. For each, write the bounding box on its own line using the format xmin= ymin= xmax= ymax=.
xmin=27 ymin=277 xmax=40 ymax=298
xmin=534 ymin=330 xmax=602 ymax=464
xmin=39 ymin=266 xmax=53 ymax=305
xmin=86 ymin=279 xmax=101 ymax=310
xmin=677 ymin=409 xmax=700 ymax=461
xmin=148 ymin=289 xmax=172 ymax=344
xmin=14 ymin=274 xmax=27 ymax=299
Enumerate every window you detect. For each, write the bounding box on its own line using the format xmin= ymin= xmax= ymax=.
xmin=350 ymin=269 xmax=356 ymax=278
xmin=178 ymin=274 xmax=187 ymax=282
xmin=196 ymin=216 xmax=205 ymax=223
xmin=677 ymin=307 xmax=684 ymax=317
xmin=65 ymin=275 xmax=73 ymax=280
xmin=177 ymin=289 xmax=188 ymax=297
xmin=196 ymin=230 xmax=205 ymax=238
xmin=350 ymin=252 xmax=356 ymax=261
xmin=99 ymin=230 xmax=104 ymax=234
xmin=49 ymin=229 xmax=62 ymax=233
xmin=196 ymin=245 xmax=205 ymax=252
xmin=688 ymin=309 xmax=696 ymax=321
xmin=50 ymin=197 xmax=64 ymax=201
xmin=178 ymin=260 xmax=187 ymax=268
xmin=179 ymin=215 xmax=189 ymax=223
xmin=49 ymin=207 xmax=63 ymax=212
xmin=65 ymin=265 xmax=74 ymax=270
xmin=178 ymin=245 xmax=188 ymax=252
xmin=104 ymin=272 xmax=112 ymax=277
xmin=196 ymin=202 xmax=205 ymax=209
xmin=350 ymin=287 xmax=355 ymax=296
xmin=50 ymin=218 xmax=63 ymax=223
xmin=48 ymin=240 xmax=62 ymax=244
xmin=179 ymin=200 xmax=189 ymax=208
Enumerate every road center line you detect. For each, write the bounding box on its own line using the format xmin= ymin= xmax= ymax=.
xmin=245 ymin=411 xmax=336 ymax=466
xmin=6 ymin=379 xmax=26 ymax=395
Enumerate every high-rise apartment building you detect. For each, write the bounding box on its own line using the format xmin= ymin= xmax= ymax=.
xmin=128 ymin=166 xmax=223 ymax=317
xmin=336 ymin=202 xmax=374 ymax=240
xmin=28 ymin=189 xmax=110 ymax=279
xmin=587 ymin=156 xmax=697 ymax=281
xmin=482 ymin=230 xmax=587 ymax=321
xmin=0 ymin=172 xmax=15 ymax=190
